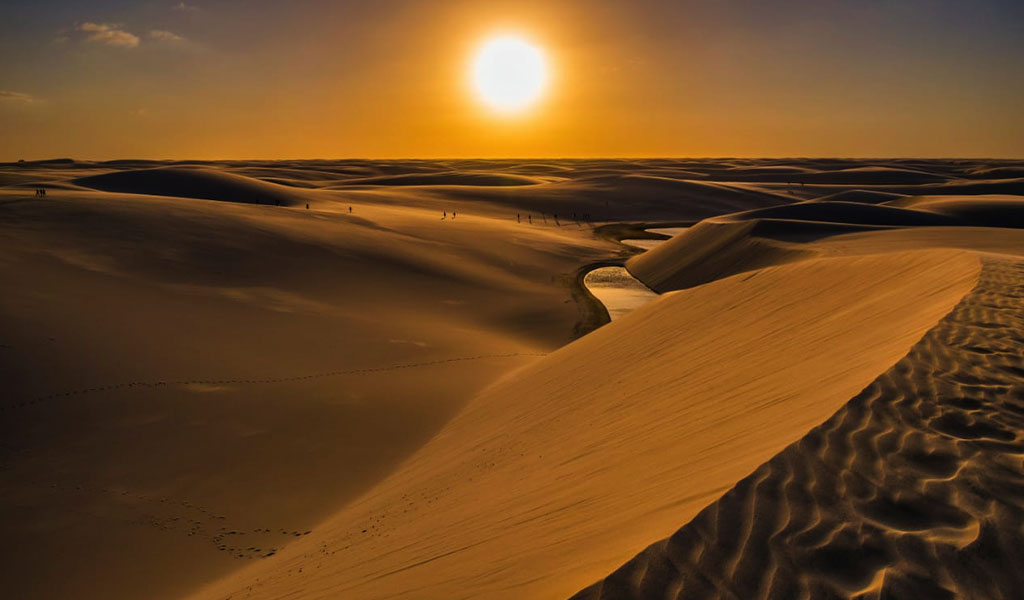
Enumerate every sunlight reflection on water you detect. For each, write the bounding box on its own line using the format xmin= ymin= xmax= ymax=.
xmin=584 ymin=267 xmax=659 ymax=321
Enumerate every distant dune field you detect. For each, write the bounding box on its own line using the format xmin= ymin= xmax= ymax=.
xmin=2 ymin=158 xmax=1024 ymax=600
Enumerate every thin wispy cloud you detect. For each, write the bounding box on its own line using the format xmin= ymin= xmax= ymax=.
xmin=60 ymin=23 xmax=192 ymax=49
xmin=149 ymin=29 xmax=186 ymax=43
xmin=71 ymin=22 xmax=140 ymax=48
xmin=0 ymin=91 xmax=38 ymax=103
xmin=172 ymin=2 xmax=199 ymax=12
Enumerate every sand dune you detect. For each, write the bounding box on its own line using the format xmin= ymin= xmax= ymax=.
xmin=73 ymin=167 xmax=309 ymax=206
xmin=626 ymin=219 xmax=817 ymax=292
xmin=0 ymin=172 xmax=616 ymax=600
xmin=810 ymin=189 xmax=908 ymax=204
xmin=707 ymin=165 xmax=948 ymax=185
xmin=4 ymin=158 xmax=1024 ymax=600
xmin=573 ymin=256 xmax=1024 ymax=599
xmin=917 ymin=177 xmax=1024 ymax=197
xmin=722 ymin=200 xmax=961 ymax=227
xmin=185 ymin=250 xmax=979 ymax=600
xmin=629 ymin=196 xmax=1024 ymax=292
xmin=375 ymin=175 xmax=793 ymax=224
xmin=334 ymin=171 xmax=549 ymax=186
xmin=888 ymin=194 xmax=1024 ymax=228
xmin=965 ymin=166 xmax=1024 ymax=179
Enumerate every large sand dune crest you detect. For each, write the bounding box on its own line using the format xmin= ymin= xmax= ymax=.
xmin=572 ymin=256 xmax=1024 ymax=600
xmin=186 ymin=250 xmax=980 ymax=600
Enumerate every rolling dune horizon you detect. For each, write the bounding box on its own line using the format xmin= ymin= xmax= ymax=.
xmin=4 ymin=0 xmax=1024 ymax=598
xmin=1 ymin=157 xmax=1024 ymax=599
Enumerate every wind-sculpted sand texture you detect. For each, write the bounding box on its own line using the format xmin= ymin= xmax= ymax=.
xmin=572 ymin=256 xmax=1024 ymax=600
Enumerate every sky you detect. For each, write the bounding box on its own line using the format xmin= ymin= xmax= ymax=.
xmin=1 ymin=0 xmax=1022 ymax=159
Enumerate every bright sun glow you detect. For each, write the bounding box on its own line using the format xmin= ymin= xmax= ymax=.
xmin=471 ymin=35 xmax=549 ymax=114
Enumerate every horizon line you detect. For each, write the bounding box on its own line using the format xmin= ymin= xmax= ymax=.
xmin=6 ymin=155 xmax=1023 ymax=163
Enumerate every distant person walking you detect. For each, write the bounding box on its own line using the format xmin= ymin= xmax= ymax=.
xmin=306 ymin=203 xmax=309 ymax=210
xmin=517 ymin=213 xmax=520 ymax=223
xmin=348 ymin=206 xmax=352 ymax=213
xmin=443 ymin=210 xmax=447 ymax=220
xmin=452 ymin=211 xmax=456 ymax=219
xmin=528 ymin=214 xmax=532 ymax=224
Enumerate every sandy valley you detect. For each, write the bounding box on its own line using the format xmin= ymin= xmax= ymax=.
xmin=3 ymin=158 xmax=1024 ymax=599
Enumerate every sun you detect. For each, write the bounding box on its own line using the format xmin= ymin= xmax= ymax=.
xmin=470 ymin=35 xmax=549 ymax=114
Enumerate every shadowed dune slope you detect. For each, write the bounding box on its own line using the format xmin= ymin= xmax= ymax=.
xmin=629 ymin=197 xmax=1024 ymax=292
xmin=626 ymin=201 xmax=959 ymax=292
xmin=572 ymin=256 xmax=1024 ymax=600
xmin=574 ymin=175 xmax=789 ymax=214
xmin=0 ymin=189 xmax=615 ymax=600
xmin=966 ymin=166 xmax=1024 ymax=179
xmin=626 ymin=219 xmax=818 ymax=292
xmin=916 ymin=178 xmax=1024 ymax=197
xmin=887 ymin=195 xmax=1024 ymax=228
xmin=74 ymin=167 xmax=308 ymax=206
xmin=710 ymin=166 xmax=949 ymax=185
xmin=724 ymin=201 xmax=961 ymax=227
xmin=797 ymin=166 xmax=950 ymax=185
xmin=336 ymin=171 xmax=548 ymax=186
xmin=386 ymin=175 xmax=793 ymax=224
xmin=811 ymin=189 xmax=909 ymax=204
xmin=186 ymin=250 xmax=979 ymax=600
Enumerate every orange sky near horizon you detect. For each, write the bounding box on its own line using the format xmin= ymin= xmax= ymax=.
xmin=1 ymin=0 xmax=1022 ymax=160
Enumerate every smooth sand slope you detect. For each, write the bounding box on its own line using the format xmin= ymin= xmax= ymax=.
xmin=574 ymin=256 xmax=1024 ymax=599
xmin=3 ymin=158 xmax=1024 ymax=600
xmin=186 ymin=250 xmax=979 ymax=600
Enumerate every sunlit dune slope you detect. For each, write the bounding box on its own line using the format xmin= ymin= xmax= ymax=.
xmin=187 ymin=250 xmax=978 ymax=600
xmin=573 ymin=255 xmax=1024 ymax=600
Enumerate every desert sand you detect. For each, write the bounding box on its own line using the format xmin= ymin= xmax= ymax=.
xmin=3 ymin=158 xmax=1024 ymax=599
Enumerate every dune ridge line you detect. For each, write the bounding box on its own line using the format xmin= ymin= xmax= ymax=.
xmin=572 ymin=254 xmax=1024 ymax=599
xmin=183 ymin=249 xmax=981 ymax=600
